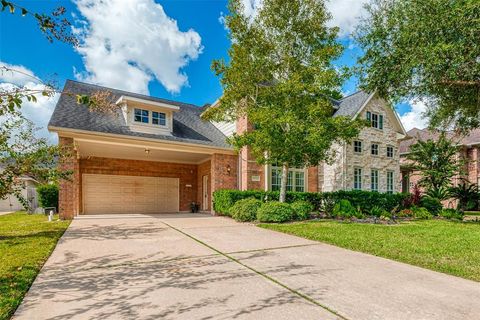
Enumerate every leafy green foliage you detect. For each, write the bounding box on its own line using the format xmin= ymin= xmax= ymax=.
xmin=406 ymin=133 xmax=462 ymax=193
xmin=205 ymin=0 xmax=363 ymax=201
xmin=37 ymin=184 xmax=59 ymax=210
xmin=439 ymin=209 xmax=464 ymax=221
xmin=230 ymin=198 xmax=262 ymax=222
xmin=369 ymin=205 xmax=390 ymax=218
xmin=0 ymin=116 xmax=71 ymax=210
xmin=323 ymin=190 xmax=409 ymax=214
xmin=448 ymin=183 xmax=479 ymax=211
xmin=257 ymin=201 xmax=294 ymax=223
xmin=420 ymin=197 xmax=443 ymax=215
xmin=425 ymin=186 xmax=450 ymax=201
xmin=355 ymin=0 xmax=480 ymax=130
xmin=412 ymin=207 xmax=433 ymax=220
xmin=290 ymin=200 xmax=313 ymax=221
xmin=332 ymin=199 xmax=363 ymax=219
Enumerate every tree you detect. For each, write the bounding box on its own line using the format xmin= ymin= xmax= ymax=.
xmin=355 ymin=0 xmax=480 ymax=130
xmin=0 ymin=115 xmax=71 ymax=211
xmin=203 ymin=0 xmax=363 ymax=202
xmin=406 ymin=133 xmax=462 ymax=194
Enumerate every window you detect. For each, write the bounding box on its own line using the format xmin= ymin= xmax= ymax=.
xmin=387 ymin=171 xmax=394 ymax=194
xmin=354 ymin=141 xmax=362 ymax=153
xmin=134 ymin=108 xmax=149 ymax=123
xmin=367 ymin=111 xmax=383 ymax=130
xmin=371 ymin=169 xmax=379 ymax=191
xmin=354 ymin=168 xmax=362 ymax=190
xmin=371 ymin=143 xmax=379 ymax=155
xmin=387 ymin=146 xmax=394 ymax=158
xmin=270 ymin=166 xmax=305 ymax=192
xmin=152 ymin=111 xmax=166 ymax=126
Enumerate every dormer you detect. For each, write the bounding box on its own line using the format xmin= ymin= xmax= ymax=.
xmin=116 ymin=95 xmax=180 ymax=135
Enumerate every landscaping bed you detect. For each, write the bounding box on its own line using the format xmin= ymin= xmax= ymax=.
xmin=0 ymin=212 xmax=70 ymax=320
xmin=260 ymin=219 xmax=480 ymax=282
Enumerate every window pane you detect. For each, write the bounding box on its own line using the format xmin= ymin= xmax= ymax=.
xmin=379 ymin=115 xmax=384 ymax=129
xmin=152 ymin=112 xmax=166 ymax=126
xmin=286 ymin=171 xmax=293 ymax=191
xmin=372 ymin=114 xmax=378 ymax=128
xmin=371 ymin=170 xmax=378 ymax=191
xmin=271 ymin=168 xmax=281 ymax=191
xmin=295 ymin=172 xmax=304 ymax=192
xmin=354 ymin=168 xmax=362 ymax=190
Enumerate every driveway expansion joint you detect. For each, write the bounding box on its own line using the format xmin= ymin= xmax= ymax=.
xmin=162 ymin=220 xmax=349 ymax=320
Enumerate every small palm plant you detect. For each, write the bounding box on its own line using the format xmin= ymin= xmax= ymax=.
xmin=448 ymin=183 xmax=479 ymax=212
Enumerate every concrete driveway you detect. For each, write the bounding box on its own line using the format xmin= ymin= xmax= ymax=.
xmin=14 ymin=214 xmax=480 ymax=320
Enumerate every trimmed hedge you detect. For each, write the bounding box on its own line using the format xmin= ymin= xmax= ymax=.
xmin=257 ymin=202 xmax=294 ymax=223
xmin=291 ymin=200 xmax=313 ymax=220
xmin=231 ymin=198 xmax=262 ymax=222
xmin=37 ymin=184 xmax=59 ymax=210
xmin=213 ymin=189 xmax=409 ymax=216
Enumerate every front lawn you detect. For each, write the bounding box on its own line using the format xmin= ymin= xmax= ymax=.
xmin=260 ymin=219 xmax=480 ymax=282
xmin=0 ymin=212 xmax=70 ymax=320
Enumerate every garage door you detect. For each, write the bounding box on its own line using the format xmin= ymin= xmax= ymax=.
xmin=83 ymin=174 xmax=179 ymax=214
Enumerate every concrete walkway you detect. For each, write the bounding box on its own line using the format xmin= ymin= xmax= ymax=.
xmin=14 ymin=214 xmax=480 ymax=320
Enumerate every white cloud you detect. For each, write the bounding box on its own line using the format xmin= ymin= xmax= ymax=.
xmin=325 ymin=0 xmax=367 ymax=38
xmin=0 ymin=62 xmax=59 ymax=143
xmin=73 ymin=0 xmax=203 ymax=95
xmin=0 ymin=61 xmax=38 ymax=86
xmin=399 ymin=100 xmax=429 ymax=131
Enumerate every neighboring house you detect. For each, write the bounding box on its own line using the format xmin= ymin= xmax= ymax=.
xmin=49 ymin=80 xmax=406 ymax=219
xmin=0 ymin=176 xmax=38 ymax=212
xmin=400 ymin=128 xmax=480 ymax=193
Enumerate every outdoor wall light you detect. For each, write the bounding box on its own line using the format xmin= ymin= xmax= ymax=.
xmin=145 ymin=148 xmax=150 ymax=154
xmin=226 ymin=164 xmax=231 ymax=175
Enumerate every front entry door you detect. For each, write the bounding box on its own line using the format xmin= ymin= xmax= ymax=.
xmin=202 ymin=175 xmax=209 ymax=211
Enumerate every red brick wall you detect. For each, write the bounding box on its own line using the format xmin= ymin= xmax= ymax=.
xmin=211 ymin=154 xmax=238 ymax=213
xmin=58 ymin=137 xmax=80 ymax=220
xmin=197 ymin=160 xmax=211 ymax=211
xmin=80 ymin=157 xmax=198 ymax=212
xmin=307 ymin=166 xmax=319 ymax=192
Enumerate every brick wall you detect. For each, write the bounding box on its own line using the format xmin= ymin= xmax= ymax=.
xmin=197 ymin=160 xmax=211 ymax=211
xmin=211 ymin=154 xmax=238 ymax=213
xmin=307 ymin=166 xmax=319 ymax=192
xmin=80 ymin=157 xmax=198 ymax=212
xmin=58 ymin=137 xmax=80 ymax=220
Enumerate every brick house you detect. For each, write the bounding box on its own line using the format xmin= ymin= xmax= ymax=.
xmin=49 ymin=80 xmax=406 ymax=219
xmin=400 ymin=128 xmax=480 ymax=193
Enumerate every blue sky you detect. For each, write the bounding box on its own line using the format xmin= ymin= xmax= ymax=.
xmin=0 ymin=0 xmax=424 ymax=141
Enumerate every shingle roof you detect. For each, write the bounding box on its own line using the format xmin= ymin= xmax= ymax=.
xmin=333 ymin=91 xmax=372 ymax=117
xmin=49 ymin=80 xmax=231 ymax=149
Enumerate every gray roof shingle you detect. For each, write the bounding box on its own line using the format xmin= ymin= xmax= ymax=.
xmin=49 ymin=80 xmax=231 ymax=149
xmin=333 ymin=91 xmax=372 ymax=117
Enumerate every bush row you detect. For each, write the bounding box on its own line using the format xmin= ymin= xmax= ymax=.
xmin=213 ymin=189 xmax=410 ymax=216
xmin=230 ymin=199 xmax=311 ymax=223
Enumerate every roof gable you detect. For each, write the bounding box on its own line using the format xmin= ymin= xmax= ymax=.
xmin=48 ymin=80 xmax=230 ymax=149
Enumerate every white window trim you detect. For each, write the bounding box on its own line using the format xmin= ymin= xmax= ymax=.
xmin=353 ymin=140 xmax=363 ymax=154
xmin=371 ymin=169 xmax=379 ymax=191
xmin=387 ymin=171 xmax=394 ymax=193
xmin=371 ymin=143 xmax=379 ymax=156
xmin=268 ymin=165 xmax=307 ymax=192
xmin=133 ymin=108 xmax=168 ymax=128
xmin=353 ymin=167 xmax=362 ymax=190
xmin=386 ymin=145 xmax=394 ymax=158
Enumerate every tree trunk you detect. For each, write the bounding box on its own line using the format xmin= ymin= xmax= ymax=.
xmin=279 ymin=163 xmax=288 ymax=203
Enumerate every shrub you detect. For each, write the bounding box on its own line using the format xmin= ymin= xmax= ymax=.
xmin=257 ymin=201 xmax=294 ymax=223
xmin=397 ymin=208 xmax=414 ymax=218
xmin=213 ymin=189 xmax=266 ymax=216
xmin=291 ymin=200 xmax=313 ymax=220
xmin=230 ymin=198 xmax=263 ymax=222
xmin=37 ymin=184 xmax=59 ymax=210
xmin=369 ymin=205 xmax=390 ymax=217
xmin=332 ymin=199 xmax=363 ymax=219
xmin=402 ymin=184 xmax=422 ymax=208
xmin=439 ymin=208 xmax=464 ymax=220
xmin=420 ymin=196 xmax=443 ymax=215
xmin=412 ymin=206 xmax=433 ymax=220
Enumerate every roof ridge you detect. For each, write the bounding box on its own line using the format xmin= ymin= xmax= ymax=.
xmin=339 ymin=90 xmax=366 ymax=101
xmin=65 ymin=79 xmax=203 ymax=109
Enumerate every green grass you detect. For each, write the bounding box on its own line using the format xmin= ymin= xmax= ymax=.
xmin=0 ymin=212 xmax=70 ymax=320
xmin=260 ymin=219 xmax=480 ymax=282
xmin=465 ymin=211 xmax=480 ymax=216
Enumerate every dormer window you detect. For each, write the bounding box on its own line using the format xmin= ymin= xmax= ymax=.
xmin=134 ymin=108 xmax=149 ymax=123
xmin=152 ymin=111 xmax=166 ymax=126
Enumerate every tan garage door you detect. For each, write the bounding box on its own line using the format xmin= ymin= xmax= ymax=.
xmin=83 ymin=174 xmax=179 ymax=214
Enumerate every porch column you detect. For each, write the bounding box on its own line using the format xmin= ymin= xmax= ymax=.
xmin=211 ymin=153 xmax=238 ymax=213
xmin=58 ymin=137 xmax=80 ymax=220
xmin=307 ymin=166 xmax=319 ymax=192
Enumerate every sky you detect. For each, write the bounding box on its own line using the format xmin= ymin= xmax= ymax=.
xmin=0 ymin=0 xmax=427 ymax=142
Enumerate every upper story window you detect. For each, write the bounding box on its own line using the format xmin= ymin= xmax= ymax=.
xmin=152 ymin=111 xmax=166 ymax=126
xmin=271 ymin=166 xmax=305 ymax=192
xmin=366 ymin=111 xmax=383 ymax=130
xmin=354 ymin=141 xmax=362 ymax=153
xmin=387 ymin=146 xmax=394 ymax=158
xmin=134 ymin=108 xmax=149 ymax=123
xmin=371 ymin=143 xmax=379 ymax=155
